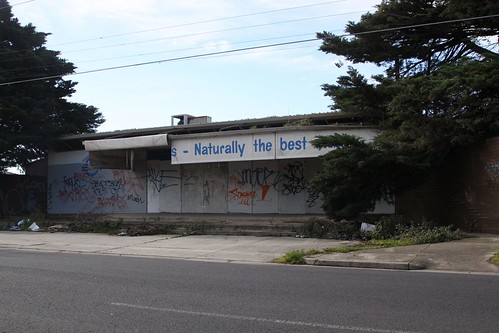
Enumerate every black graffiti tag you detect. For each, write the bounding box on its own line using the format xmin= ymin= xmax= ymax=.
xmin=146 ymin=168 xmax=180 ymax=192
xmin=275 ymin=162 xmax=307 ymax=195
xmin=238 ymin=167 xmax=276 ymax=186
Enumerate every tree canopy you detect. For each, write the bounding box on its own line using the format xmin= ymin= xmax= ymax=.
xmin=312 ymin=0 xmax=499 ymax=220
xmin=0 ymin=0 xmax=104 ymax=171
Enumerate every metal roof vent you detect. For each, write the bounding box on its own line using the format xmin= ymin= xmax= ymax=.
xmin=171 ymin=114 xmax=212 ymax=126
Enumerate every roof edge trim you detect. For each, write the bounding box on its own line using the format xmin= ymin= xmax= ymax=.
xmin=83 ymin=134 xmax=168 ymax=151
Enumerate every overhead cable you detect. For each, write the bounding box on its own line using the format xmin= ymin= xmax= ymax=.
xmin=61 ymin=11 xmax=366 ymax=54
xmin=0 ymin=0 xmax=34 ymax=10
xmin=51 ymin=0 xmax=350 ymax=46
xmin=0 ymin=39 xmax=319 ymax=86
xmin=1 ymin=13 xmax=498 ymax=87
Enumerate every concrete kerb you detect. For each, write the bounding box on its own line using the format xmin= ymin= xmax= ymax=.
xmin=304 ymin=257 xmax=425 ymax=270
xmin=303 ymin=235 xmax=499 ymax=272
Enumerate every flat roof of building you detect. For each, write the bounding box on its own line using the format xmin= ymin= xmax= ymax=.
xmin=52 ymin=111 xmax=374 ymax=151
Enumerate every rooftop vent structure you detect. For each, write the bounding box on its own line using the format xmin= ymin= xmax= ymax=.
xmin=171 ymin=114 xmax=212 ymax=126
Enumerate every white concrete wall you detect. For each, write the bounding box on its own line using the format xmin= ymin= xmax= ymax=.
xmin=146 ymin=161 xmax=181 ymax=213
xmin=202 ymin=163 xmax=228 ymax=213
xmin=304 ymin=160 xmax=324 ymax=214
xmin=250 ymin=160 xmax=279 ymax=214
xmin=227 ymin=162 xmax=253 ymax=213
xmin=181 ymin=164 xmax=204 ymax=213
xmin=225 ymin=159 xmax=324 ymax=214
xmin=48 ymin=152 xmax=392 ymax=215
xmin=179 ymin=163 xmax=228 ymax=213
xmin=47 ymin=151 xmax=147 ymax=214
xmin=147 ymin=158 xmax=324 ymax=214
xmin=277 ymin=160 xmax=306 ymax=214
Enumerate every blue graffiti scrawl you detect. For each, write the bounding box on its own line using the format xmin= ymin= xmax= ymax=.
xmin=82 ymin=155 xmax=99 ymax=177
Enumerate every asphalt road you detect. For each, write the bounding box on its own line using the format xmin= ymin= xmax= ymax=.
xmin=1 ymin=250 xmax=498 ymax=333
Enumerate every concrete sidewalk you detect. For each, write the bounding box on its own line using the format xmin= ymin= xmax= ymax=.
xmin=1 ymin=231 xmax=498 ymax=274
xmin=305 ymin=236 xmax=499 ymax=273
xmin=0 ymin=231 xmax=354 ymax=263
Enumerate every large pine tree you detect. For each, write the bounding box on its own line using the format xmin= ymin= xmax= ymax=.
xmin=0 ymin=0 xmax=104 ymax=171
xmin=312 ymin=0 xmax=499 ymax=220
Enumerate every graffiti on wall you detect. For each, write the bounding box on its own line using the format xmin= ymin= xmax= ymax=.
xmin=226 ymin=179 xmax=267 ymax=206
xmin=0 ymin=176 xmax=46 ymax=217
xmin=274 ymin=162 xmax=307 ymax=195
xmin=146 ymin=168 xmax=181 ymax=193
xmin=306 ymin=188 xmax=320 ymax=208
xmin=484 ymin=163 xmax=499 ymax=192
xmin=56 ymin=170 xmax=144 ymax=210
xmin=226 ymin=161 xmax=318 ymax=207
xmin=48 ymin=157 xmax=146 ymax=213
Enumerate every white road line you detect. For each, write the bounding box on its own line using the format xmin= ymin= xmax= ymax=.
xmin=110 ymin=302 xmax=420 ymax=333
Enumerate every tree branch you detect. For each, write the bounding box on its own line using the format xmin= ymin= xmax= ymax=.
xmin=463 ymin=38 xmax=499 ymax=58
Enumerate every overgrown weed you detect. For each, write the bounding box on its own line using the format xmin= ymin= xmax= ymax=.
xmin=279 ymin=216 xmax=462 ymax=264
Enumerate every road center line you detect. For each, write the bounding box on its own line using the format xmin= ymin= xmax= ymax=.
xmin=110 ymin=302 xmax=420 ymax=333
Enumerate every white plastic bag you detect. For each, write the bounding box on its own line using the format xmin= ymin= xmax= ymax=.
xmin=28 ymin=222 xmax=40 ymax=232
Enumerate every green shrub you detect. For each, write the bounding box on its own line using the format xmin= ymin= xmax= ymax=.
xmin=400 ymin=224 xmax=460 ymax=244
xmin=370 ymin=215 xmax=410 ymax=240
xmin=370 ymin=216 xmax=461 ymax=244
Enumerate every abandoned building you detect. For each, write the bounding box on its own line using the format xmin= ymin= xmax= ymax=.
xmin=46 ymin=113 xmax=393 ymax=221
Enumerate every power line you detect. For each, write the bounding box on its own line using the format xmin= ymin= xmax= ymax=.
xmin=0 ymin=32 xmax=321 ymax=77
xmin=0 ymin=6 xmax=369 ymax=65
xmin=1 ymin=13 xmax=498 ymax=87
xmin=0 ymin=32 xmax=315 ymax=66
xmin=0 ymin=39 xmax=319 ymax=86
xmin=0 ymin=0 xmax=34 ymax=10
xmin=352 ymin=13 xmax=499 ymax=37
xmin=51 ymin=0 xmax=350 ymax=47
xmin=0 ymin=7 xmax=371 ymax=58
xmin=61 ymin=11 xmax=366 ymax=55
xmin=0 ymin=8 xmax=356 ymax=70
xmin=0 ymin=1 xmax=373 ymax=69
xmin=0 ymin=2 xmax=360 ymax=74
xmin=74 ymin=33 xmax=322 ymax=65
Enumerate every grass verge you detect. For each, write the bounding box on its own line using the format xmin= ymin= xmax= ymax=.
xmin=275 ymin=238 xmax=445 ymax=265
xmin=274 ymin=249 xmax=321 ymax=265
xmin=491 ymin=252 xmax=499 ymax=265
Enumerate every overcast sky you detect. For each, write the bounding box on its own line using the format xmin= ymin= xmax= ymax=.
xmin=11 ymin=0 xmax=381 ymax=132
